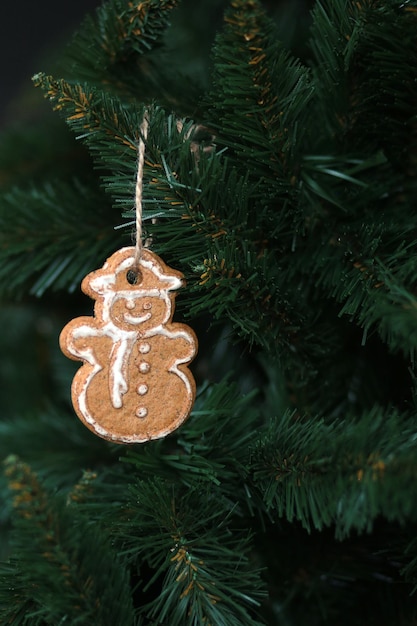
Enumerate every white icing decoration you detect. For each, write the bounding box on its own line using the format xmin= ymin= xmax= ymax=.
xmin=123 ymin=311 xmax=152 ymax=325
xmin=125 ymin=300 xmax=135 ymax=310
xmin=71 ymin=322 xmax=136 ymax=410
xmin=66 ymin=329 xmax=108 ymax=438
xmin=136 ymin=407 xmax=148 ymax=418
xmin=109 ymin=337 xmax=133 ymax=408
xmin=88 ymin=251 xmax=182 ymax=327
xmin=139 ymin=362 xmax=150 ymax=373
xmin=138 ymin=384 xmax=148 ymax=395
xmin=143 ymin=325 xmax=196 ymax=398
xmin=139 ymin=343 xmax=151 ymax=354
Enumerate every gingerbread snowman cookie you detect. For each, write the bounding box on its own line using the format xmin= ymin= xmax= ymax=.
xmin=60 ymin=247 xmax=197 ymax=443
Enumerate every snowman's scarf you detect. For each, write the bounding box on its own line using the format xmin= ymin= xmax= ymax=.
xmin=71 ymin=322 xmax=137 ymax=409
xmin=72 ymin=288 xmax=172 ymax=409
xmin=107 ymin=327 xmax=138 ymax=408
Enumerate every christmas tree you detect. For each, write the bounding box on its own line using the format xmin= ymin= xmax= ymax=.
xmin=1 ymin=0 xmax=417 ymax=623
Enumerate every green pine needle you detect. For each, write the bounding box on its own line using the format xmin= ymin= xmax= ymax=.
xmin=0 ymin=457 xmax=137 ymax=626
xmin=0 ymin=180 xmax=118 ymax=296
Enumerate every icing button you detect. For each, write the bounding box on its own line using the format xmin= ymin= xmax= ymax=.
xmin=139 ymin=362 xmax=150 ymax=373
xmin=139 ymin=342 xmax=151 ymax=354
xmin=137 ymin=384 xmax=148 ymax=395
xmin=136 ymin=407 xmax=148 ymax=418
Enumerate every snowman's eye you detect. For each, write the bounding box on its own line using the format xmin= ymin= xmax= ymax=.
xmin=143 ymin=301 xmax=152 ymax=311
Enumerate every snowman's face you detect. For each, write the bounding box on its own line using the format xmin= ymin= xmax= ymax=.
xmin=108 ymin=292 xmax=170 ymax=330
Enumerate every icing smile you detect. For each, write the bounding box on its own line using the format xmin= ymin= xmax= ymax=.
xmin=123 ymin=311 xmax=152 ymax=324
xmin=122 ymin=298 xmax=153 ymax=324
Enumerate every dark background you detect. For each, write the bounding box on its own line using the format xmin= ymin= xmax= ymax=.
xmin=0 ymin=2 xmax=100 ymax=126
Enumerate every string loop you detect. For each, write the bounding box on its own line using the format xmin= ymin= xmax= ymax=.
xmin=134 ymin=110 xmax=149 ymax=270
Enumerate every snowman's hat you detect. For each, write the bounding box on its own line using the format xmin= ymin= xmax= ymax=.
xmin=82 ymin=247 xmax=184 ymax=297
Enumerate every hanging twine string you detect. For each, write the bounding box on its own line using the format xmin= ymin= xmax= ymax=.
xmin=131 ymin=114 xmax=215 ymax=279
xmin=133 ymin=110 xmax=149 ymax=271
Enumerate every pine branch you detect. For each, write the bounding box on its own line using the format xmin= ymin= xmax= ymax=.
xmin=31 ymin=77 xmax=209 ymax=263
xmin=32 ymin=73 xmax=141 ymax=167
xmin=0 ymin=410 xmax=116 ymax=491
xmin=302 ymin=211 xmax=417 ymax=357
xmin=0 ymin=457 xmax=137 ymax=626
xmin=187 ymin=242 xmax=309 ymax=356
xmin=32 ymin=76 xmax=191 ymax=222
xmin=308 ymin=0 xmax=372 ymax=139
xmin=310 ymin=0 xmax=417 ymax=165
xmin=207 ymin=0 xmax=312 ymax=178
xmin=402 ymin=535 xmax=417 ymax=594
xmin=58 ymin=0 xmax=209 ymax=116
xmin=250 ymin=407 xmax=417 ymax=538
xmin=69 ymin=381 xmax=263 ymax=522
xmin=114 ymin=478 xmax=266 ymax=626
xmin=62 ymin=0 xmax=179 ymax=94
xmin=295 ymin=0 xmax=417 ymax=360
xmin=122 ymin=381 xmax=260 ymax=505
xmin=52 ymin=382 xmax=267 ymax=622
xmin=32 ymin=75 xmax=316 ymax=357
xmin=0 ymin=180 xmax=118 ymax=296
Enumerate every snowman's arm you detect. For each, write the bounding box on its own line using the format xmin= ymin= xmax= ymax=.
xmin=60 ymin=317 xmax=105 ymax=363
xmin=154 ymin=325 xmax=197 ymax=399
xmin=158 ymin=324 xmax=198 ymax=363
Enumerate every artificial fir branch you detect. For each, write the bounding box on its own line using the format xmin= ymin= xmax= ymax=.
xmin=60 ymin=0 xmax=210 ymax=114
xmin=207 ymin=0 xmax=312 ymax=170
xmin=0 ymin=180 xmax=117 ymax=295
xmin=32 ymin=73 xmax=321 ymax=355
xmin=109 ymin=478 xmax=266 ymax=626
xmin=250 ymin=407 xmax=417 ymax=538
xmin=122 ymin=381 xmax=260 ymax=500
xmin=62 ymin=0 xmax=179 ymax=89
xmin=0 ymin=457 xmax=137 ymax=626
xmin=0 ymin=410 xmax=115 ymax=491
xmin=32 ymin=74 xmax=141 ymax=156
xmin=2 ymin=0 xmax=417 ymax=623
xmin=32 ymin=77 xmax=191 ymax=220
xmin=302 ymin=214 xmax=417 ymax=356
